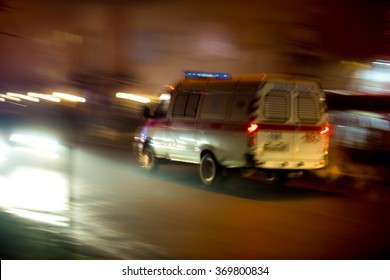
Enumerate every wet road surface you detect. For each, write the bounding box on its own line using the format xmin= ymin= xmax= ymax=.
xmin=1 ymin=144 xmax=390 ymax=259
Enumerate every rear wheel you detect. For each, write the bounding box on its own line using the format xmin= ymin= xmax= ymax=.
xmin=200 ymin=153 xmax=223 ymax=186
xmin=263 ymin=170 xmax=288 ymax=185
xmin=139 ymin=146 xmax=158 ymax=172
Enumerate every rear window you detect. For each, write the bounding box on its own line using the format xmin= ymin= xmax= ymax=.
xmin=260 ymin=82 xmax=324 ymax=123
xmin=296 ymin=91 xmax=321 ymax=123
xmin=263 ymin=90 xmax=291 ymax=122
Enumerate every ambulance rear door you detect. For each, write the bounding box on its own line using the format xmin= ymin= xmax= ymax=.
xmin=253 ymin=78 xmax=329 ymax=170
xmin=291 ymin=82 xmax=329 ymax=167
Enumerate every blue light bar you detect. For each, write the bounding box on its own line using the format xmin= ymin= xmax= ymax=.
xmin=184 ymin=71 xmax=231 ymax=79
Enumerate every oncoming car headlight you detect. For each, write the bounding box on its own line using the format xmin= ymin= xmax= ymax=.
xmin=9 ymin=133 xmax=62 ymax=159
xmin=0 ymin=139 xmax=10 ymax=163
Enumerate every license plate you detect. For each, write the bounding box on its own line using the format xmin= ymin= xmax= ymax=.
xmin=303 ymin=132 xmax=320 ymax=143
xmin=264 ymin=143 xmax=288 ymax=151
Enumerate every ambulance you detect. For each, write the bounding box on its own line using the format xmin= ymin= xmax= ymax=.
xmin=137 ymin=71 xmax=330 ymax=186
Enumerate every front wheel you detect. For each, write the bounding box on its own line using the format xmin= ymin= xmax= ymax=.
xmin=199 ymin=153 xmax=223 ymax=186
xmin=139 ymin=146 xmax=158 ymax=172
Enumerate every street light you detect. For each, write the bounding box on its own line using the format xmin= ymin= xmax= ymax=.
xmin=52 ymin=92 xmax=86 ymax=103
xmin=116 ymin=92 xmax=151 ymax=103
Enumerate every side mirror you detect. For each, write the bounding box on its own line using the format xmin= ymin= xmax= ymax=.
xmin=141 ymin=106 xmax=153 ymax=119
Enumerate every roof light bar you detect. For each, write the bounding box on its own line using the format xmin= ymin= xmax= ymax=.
xmin=184 ymin=71 xmax=231 ymax=79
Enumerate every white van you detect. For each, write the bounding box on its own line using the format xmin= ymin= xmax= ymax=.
xmin=137 ymin=71 xmax=330 ymax=185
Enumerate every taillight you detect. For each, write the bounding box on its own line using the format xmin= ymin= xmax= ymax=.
xmin=248 ymin=123 xmax=259 ymax=147
xmin=247 ymin=123 xmax=259 ymax=134
xmin=320 ymin=126 xmax=330 ymax=135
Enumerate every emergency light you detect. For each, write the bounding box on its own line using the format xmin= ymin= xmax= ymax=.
xmin=184 ymin=71 xmax=231 ymax=79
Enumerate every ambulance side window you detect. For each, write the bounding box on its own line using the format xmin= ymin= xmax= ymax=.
xmin=200 ymin=94 xmax=228 ymax=120
xmin=154 ymin=100 xmax=170 ymax=119
xmin=172 ymin=95 xmax=187 ymax=116
xmin=185 ymin=94 xmax=201 ymax=117
xmin=172 ymin=93 xmax=200 ymax=118
xmin=230 ymin=96 xmax=250 ymax=120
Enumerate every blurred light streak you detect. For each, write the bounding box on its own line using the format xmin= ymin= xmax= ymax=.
xmin=0 ymin=167 xmax=69 ymax=215
xmin=6 ymin=208 xmax=69 ymax=227
xmin=0 ymin=94 xmax=21 ymax=102
xmin=116 ymin=92 xmax=151 ymax=103
xmin=52 ymin=92 xmax=86 ymax=103
xmin=9 ymin=133 xmax=60 ymax=151
xmin=330 ymin=110 xmax=390 ymax=152
xmin=13 ymin=146 xmax=60 ymax=159
xmin=159 ymin=93 xmax=171 ymax=100
xmin=28 ymin=92 xmax=61 ymax=103
xmin=372 ymin=60 xmax=390 ymax=66
xmin=6 ymin=92 xmax=39 ymax=102
xmin=0 ymin=140 xmax=8 ymax=163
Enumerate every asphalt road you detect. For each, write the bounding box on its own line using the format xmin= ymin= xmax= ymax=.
xmin=1 ymin=144 xmax=390 ymax=260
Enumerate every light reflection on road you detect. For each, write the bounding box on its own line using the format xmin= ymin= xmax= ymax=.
xmin=0 ymin=166 xmax=70 ymax=226
xmin=1 ymin=145 xmax=389 ymax=259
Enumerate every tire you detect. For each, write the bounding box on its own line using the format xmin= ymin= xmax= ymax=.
xmin=263 ymin=170 xmax=288 ymax=186
xmin=139 ymin=146 xmax=158 ymax=172
xmin=199 ymin=153 xmax=223 ymax=186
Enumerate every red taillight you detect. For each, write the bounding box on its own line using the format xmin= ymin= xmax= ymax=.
xmin=248 ymin=123 xmax=259 ymax=147
xmin=320 ymin=126 xmax=330 ymax=135
xmin=247 ymin=123 xmax=259 ymax=134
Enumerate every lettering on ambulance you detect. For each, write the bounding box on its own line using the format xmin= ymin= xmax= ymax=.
xmin=264 ymin=131 xmax=287 ymax=151
xmin=302 ymin=131 xmax=320 ymax=144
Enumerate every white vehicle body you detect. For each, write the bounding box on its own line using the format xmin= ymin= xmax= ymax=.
xmin=138 ymin=72 xmax=330 ymax=185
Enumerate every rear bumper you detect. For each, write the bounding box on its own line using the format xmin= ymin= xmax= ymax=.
xmin=245 ymin=153 xmax=328 ymax=170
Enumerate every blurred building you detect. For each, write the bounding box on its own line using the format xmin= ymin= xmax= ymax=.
xmin=0 ymin=1 xmax=326 ymax=92
xmin=0 ymin=0 xmax=386 ymax=107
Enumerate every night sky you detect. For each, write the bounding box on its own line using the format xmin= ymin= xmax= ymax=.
xmin=1 ymin=0 xmax=389 ymax=93
xmin=318 ymin=0 xmax=387 ymax=59
xmin=1 ymin=0 xmax=388 ymax=60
